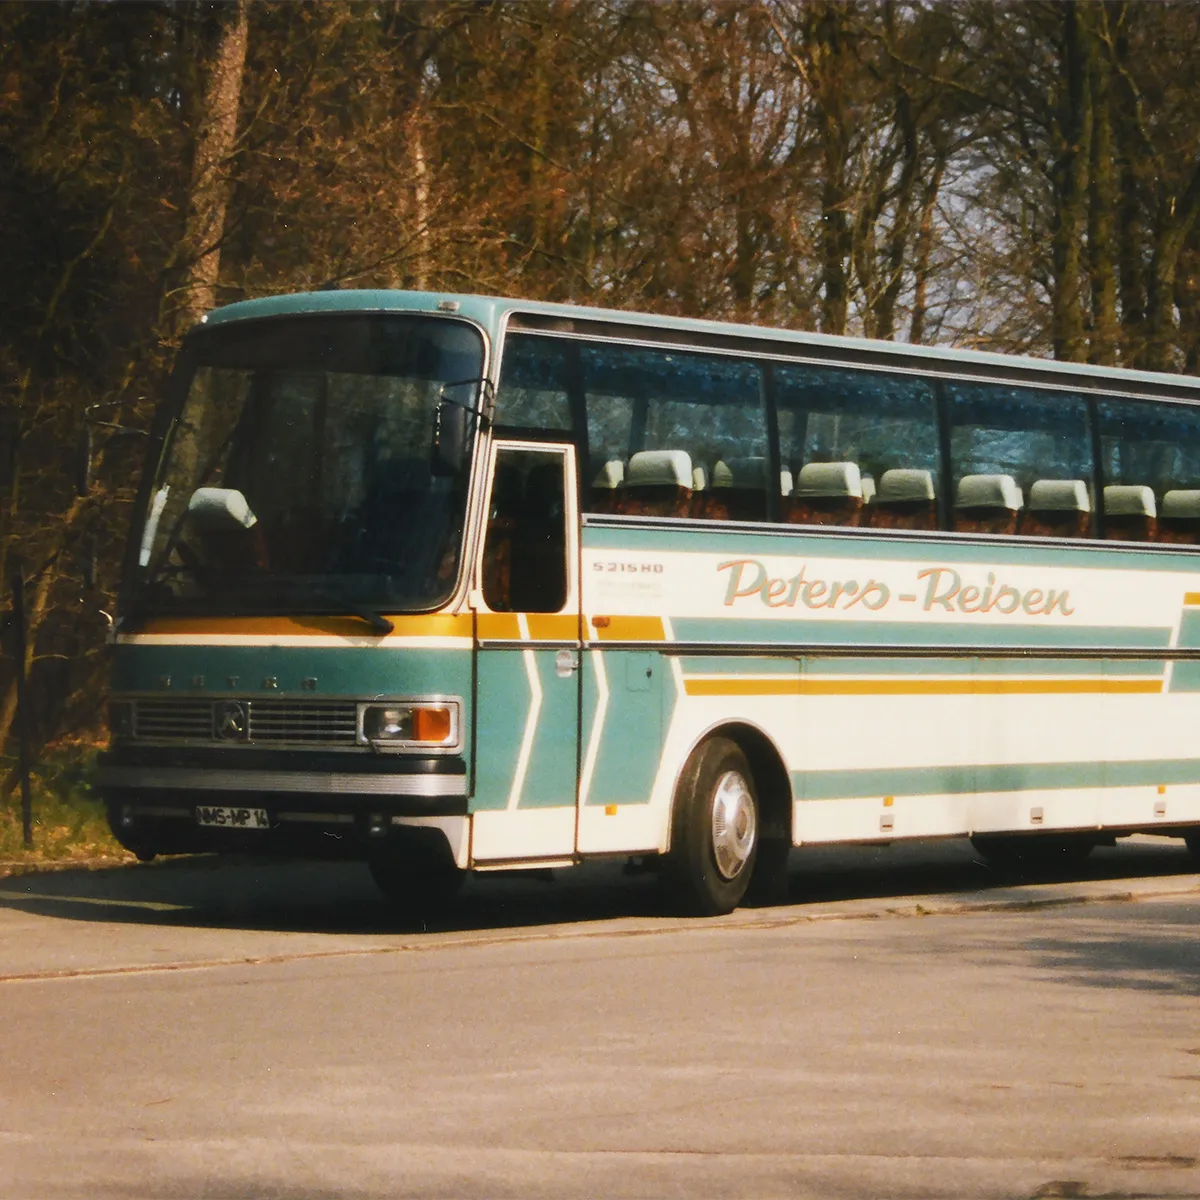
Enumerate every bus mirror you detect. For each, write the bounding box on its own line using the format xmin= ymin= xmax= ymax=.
xmin=75 ymin=425 xmax=94 ymax=496
xmin=431 ymin=396 xmax=470 ymax=476
xmin=431 ymin=378 xmax=491 ymax=477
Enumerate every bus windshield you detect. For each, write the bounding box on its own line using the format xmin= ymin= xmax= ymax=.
xmin=131 ymin=313 xmax=484 ymax=619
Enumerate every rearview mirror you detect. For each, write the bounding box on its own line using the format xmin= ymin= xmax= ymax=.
xmin=431 ymin=378 xmax=493 ymax=477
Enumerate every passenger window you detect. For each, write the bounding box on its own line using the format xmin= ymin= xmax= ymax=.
xmin=580 ymin=344 xmax=768 ymax=518
xmin=945 ymin=383 xmax=1093 ymax=538
xmin=774 ymin=364 xmax=939 ymax=529
xmin=494 ymin=334 xmax=573 ymax=432
xmin=1098 ymin=399 xmax=1200 ymax=543
xmin=480 ymin=447 xmax=568 ymax=613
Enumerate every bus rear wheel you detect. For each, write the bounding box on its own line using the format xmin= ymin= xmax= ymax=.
xmin=664 ymin=736 xmax=759 ymax=916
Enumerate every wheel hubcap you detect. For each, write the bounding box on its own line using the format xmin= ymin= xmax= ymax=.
xmin=711 ymin=769 xmax=756 ymax=880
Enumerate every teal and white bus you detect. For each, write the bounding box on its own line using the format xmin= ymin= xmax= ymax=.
xmin=99 ymin=289 xmax=1200 ymax=913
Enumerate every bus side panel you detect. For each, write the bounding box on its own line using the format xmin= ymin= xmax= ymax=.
xmin=581 ymin=519 xmax=1200 ymax=850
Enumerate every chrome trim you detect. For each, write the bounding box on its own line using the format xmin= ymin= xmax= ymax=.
xmin=98 ymin=766 xmax=468 ymax=796
xmin=592 ymin=641 xmax=1195 ymax=661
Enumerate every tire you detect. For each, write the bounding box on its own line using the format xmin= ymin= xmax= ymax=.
xmin=664 ymin=737 xmax=759 ymax=916
xmin=368 ymin=837 xmax=464 ymax=913
xmin=970 ymin=833 xmax=1093 ymax=875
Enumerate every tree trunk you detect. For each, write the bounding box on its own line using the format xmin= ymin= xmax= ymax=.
xmin=1086 ymin=4 xmax=1118 ymax=365
xmin=173 ymin=0 xmax=249 ymax=336
xmin=1050 ymin=1 xmax=1092 ymax=363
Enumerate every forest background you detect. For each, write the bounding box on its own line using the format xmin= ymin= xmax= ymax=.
xmin=4 ymin=0 xmax=1200 ymax=829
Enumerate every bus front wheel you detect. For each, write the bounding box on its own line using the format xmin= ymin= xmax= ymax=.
xmin=665 ymin=737 xmax=759 ymax=916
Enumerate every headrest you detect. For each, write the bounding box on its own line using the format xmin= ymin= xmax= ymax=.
xmin=877 ymin=468 xmax=935 ymax=503
xmin=626 ymin=449 xmax=692 ymax=490
xmin=1028 ymin=479 xmax=1090 ymax=513
xmin=860 ymin=475 xmax=876 ymax=505
xmin=795 ymin=461 xmax=862 ymax=499
xmin=779 ymin=468 xmax=793 ymax=497
xmin=1104 ymin=484 xmax=1156 ymax=518
xmin=955 ymin=473 xmax=1022 ymax=511
xmin=188 ymin=487 xmax=258 ymax=529
xmin=692 ymin=465 xmax=708 ymax=492
xmin=1162 ymin=489 xmax=1200 ymax=519
xmin=712 ymin=456 xmax=767 ymax=489
xmin=593 ymin=460 xmax=624 ymax=490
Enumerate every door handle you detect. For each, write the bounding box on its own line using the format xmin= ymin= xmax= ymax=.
xmin=555 ymin=649 xmax=580 ymax=678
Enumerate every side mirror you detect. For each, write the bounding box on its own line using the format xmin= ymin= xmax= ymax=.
xmin=75 ymin=425 xmax=94 ymax=497
xmin=431 ymin=378 xmax=493 ymax=477
xmin=431 ymin=396 xmax=470 ymax=477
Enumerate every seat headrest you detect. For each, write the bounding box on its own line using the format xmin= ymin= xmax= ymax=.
xmin=1028 ymin=479 xmax=1089 ymax=513
xmin=712 ymin=456 xmax=767 ymax=489
xmin=955 ymin=473 xmax=1022 ymax=510
xmin=779 ymin=468 xmax=793 ymax=497
xmin=1104 ymin=484 xmax=1156 ymax=518
xmin=692 ymin=465 xmax=708 ymax=492
xmin=860 ymin=475 xmax=876 ymax=505
xmin=593 ymin=460 xmax=624 ymax=490
xmin=795 ymin=461 xmax=863 ymax=499
xmin=626 ymin=449 xmax=692 ymax=490
xmin=188 ymin=487 xmax=258 ymax=529
xmin=877 ymin=468 xmax=935 ymax=503
xmin=1162 ymin=489 xmax=1200 ymax=519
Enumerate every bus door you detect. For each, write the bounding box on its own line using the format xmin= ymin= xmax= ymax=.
xmin=469 ymin=441 xmax=581 ymax=863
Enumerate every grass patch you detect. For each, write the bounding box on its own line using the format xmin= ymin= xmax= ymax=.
xmin=0 ymin=740 xmax=133 ymax=872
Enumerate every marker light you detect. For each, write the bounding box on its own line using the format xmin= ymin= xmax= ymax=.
xmin=359 ymin=702 xmax=457 ymax=750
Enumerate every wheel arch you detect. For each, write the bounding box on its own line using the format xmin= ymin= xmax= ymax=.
xmin=669 ymin=720 xmax=793 ymax=847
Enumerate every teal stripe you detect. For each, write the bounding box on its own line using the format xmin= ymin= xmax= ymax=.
xmin=671 ymin=617 xmax=1171 ymax=650
xmin=584 ymin=522 xmax=1200 ymax=572
xmin=797 ymin=758 xmax=1200 ymax=801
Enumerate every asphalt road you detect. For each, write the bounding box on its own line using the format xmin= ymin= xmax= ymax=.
xmin=1 ymin=837 xmax=1199 ymax=1199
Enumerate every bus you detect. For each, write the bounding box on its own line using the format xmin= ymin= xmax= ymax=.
xmin=98 ymin=289 xmax=1200 ymax=914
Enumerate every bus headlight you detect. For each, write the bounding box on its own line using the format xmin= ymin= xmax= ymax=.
xmin=359 ymin=702 xmax=457 ymax=750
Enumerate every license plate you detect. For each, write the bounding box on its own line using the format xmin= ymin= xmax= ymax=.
xmin=196 ymin=805 xmax=269 ymax=830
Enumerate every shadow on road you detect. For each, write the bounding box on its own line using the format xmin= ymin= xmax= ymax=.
xmin=0 ymin=835 xmax=1194 ymax=939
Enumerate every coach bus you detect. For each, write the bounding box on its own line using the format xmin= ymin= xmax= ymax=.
xmin=97 ymin=289 xmax=1200 ymax=913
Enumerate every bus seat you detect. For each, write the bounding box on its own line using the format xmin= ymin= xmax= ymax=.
xmin=954 ymin=473 xmax=1021 ymax=535
xmin=709 ymin=456 xmax=768 ymax=521
xmin=617 ymin=449 xmax=693 ymax=518
xmin=1159 ymin=489 xmax=1200 ymax=544
xmin=869 ymin=468 xmax=937 ymax=531
xmin=787 ymin=461 xmax=864 ymax=527
xmin=1020 ymin=479 xmax=1091 ymax=538
xmin=1103 ymin=484 xmax=1157 ymax=541
xmin=590 ymin=459 xmax=624 ymax=513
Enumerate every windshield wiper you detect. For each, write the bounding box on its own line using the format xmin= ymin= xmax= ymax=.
xmin=306 ymin=592 xmax=395 ymax=635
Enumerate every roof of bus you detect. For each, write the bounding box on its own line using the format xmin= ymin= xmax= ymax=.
xmin=200 ymin=288 xmax=1200 ymax=395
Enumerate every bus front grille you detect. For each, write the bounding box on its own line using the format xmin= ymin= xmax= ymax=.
xmin=131 ymin=698 xmax=360 ymax=747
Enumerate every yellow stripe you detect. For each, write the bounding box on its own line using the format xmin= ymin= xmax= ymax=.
xmin=525 ymin=613 xmax=578 ymax=641
xmin=135 ymin=613 xmax=472 ymax=638
xmin=1185 ymin=592 xmax=1200 ymax=607
xmin=476 ymin=612 xmax=521 ymax=640
xmin=684 ymin=677 xmax=1164 ymax=697
xmin=590 ymin=615 xmax=666 ymax=642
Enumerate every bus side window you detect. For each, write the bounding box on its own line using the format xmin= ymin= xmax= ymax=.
xmin=481 ymin=448 xmax=568 ymax=613
xmin=945 ymin=382 xmax=1094 ymax=539
xmin=1098 ymin=398 xmax=1200 ymax=544
xmin=580 ymin=343 xmax=768 ymax=519
xmin=775 ymin=363 xmax=939 ymax=529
